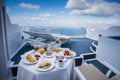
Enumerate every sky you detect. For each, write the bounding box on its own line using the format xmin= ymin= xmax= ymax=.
xmin=6 ymin=0 xmax=120 ymax=28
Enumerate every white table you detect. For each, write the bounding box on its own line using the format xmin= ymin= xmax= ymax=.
xmin=17 ymin=50 xmax=75 ymax=80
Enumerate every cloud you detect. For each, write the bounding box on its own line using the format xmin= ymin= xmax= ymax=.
xmin=10 ymin=17 xmax=49 ymax=27
xmin=18 ymin=3 xmax=40 ymax=10
xmin=60 ymin=11 xmax=65 ymax=14
xmin=10 ymin=16 xmax=120 ymax=28
xmin=65 ymin=0 xmax=90 ymax=10
xmin=40 ymin=13 xmax=54 ymax=17
xmin=65 ymin=0 xmax=120 ymax=17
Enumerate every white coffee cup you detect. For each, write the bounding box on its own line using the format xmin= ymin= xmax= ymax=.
xmin=58 ymin=59 xmax=64 ymax=67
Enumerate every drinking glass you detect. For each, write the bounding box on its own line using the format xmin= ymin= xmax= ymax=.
xmin=54 ymin=43 xmax=61 ymax=53
xmin=39 ymin=48 xmax=45 ymax=54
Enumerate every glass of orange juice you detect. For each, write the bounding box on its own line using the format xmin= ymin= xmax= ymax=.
xmin=54 ymin=47 xmax=60 ymax=53
xmin=39 ymin=48 xmax=45 ymax=54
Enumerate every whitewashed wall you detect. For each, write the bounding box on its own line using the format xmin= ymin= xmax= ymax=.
xmin=102 ymin=26 xmax=120 ymax=36
xmin=97 ymin=36 xmax=120 ymax=72
xmin=5 ymin=14 xmax=23 ymax=58
xmin=86 ymin=26 xmax=120 ymax=40
xmin=0 ymin=0 xmax=11 ymax=80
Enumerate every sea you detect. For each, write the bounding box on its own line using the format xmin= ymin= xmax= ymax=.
xmin=27 ymin=26 xmax=86 ymax=36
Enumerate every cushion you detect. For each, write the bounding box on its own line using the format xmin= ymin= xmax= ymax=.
xmin=86 ymin=60 xmax=109 ymax=75
xmin=75 ymin=57 xmax=82 ymax=67
xmin=108 ymin=71 xmax=116 ymax=78
xmin=83 ymin=53 xmax=96 ymax=60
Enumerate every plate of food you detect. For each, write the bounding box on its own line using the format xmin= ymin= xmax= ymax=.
xmin=21 ymin=50 xmax=34 ymax=58
xmin=33 ymin=53 xmax=43 ymax=61
xmin=62 ymin=49 xmax=76 ymax=58
xmin=22 ymin=53 xmax=43 ymax=64
xmin=44 ymin=51 xmax=55 ymax=58
xmin=59 ymin=37 xmax=69 ymax=42
xmin=35 ymin=59 xmax=54 ymax=71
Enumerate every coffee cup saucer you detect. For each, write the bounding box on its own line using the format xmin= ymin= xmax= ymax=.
xmin=55 ymin=63 xmax=66 ymax=70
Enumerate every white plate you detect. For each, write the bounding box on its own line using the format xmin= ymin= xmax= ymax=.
xmin=22 ymin=57 xmax=37 ymax=64
xmin=55 ymin=63 xmax=66 ymax=70
xmin=60 ymin=48 xmax=70 ymax=51
xmin=36 ymin=59 xmax=55 ymax=72
xmin=44 ymin=52 xmax=55 ymax=58
xmin=62 ymin=50 xmax=76 ymax=58
xmin=22 ymin=53 xmax=43 ymax=64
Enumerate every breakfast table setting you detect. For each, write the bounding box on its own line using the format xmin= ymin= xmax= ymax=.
xmin=17 ymin=42 xmax=76 ymax=80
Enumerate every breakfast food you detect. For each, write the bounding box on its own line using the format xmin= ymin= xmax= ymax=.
xmin=46 ymin=52 xmax=52 ymax=56
xmin=38 ymin=60 xmax=51 ymax=69
xmin=34 ymin=54 xmax=40 ymax=60
xmin=59 ymin=38 xmax=68 ymax=42
xmin=39 ymin=48 xmax=45 ymax=54
xmin=54 ymin=47 xmax=60 ymax=52
xmin=26 ymin=54 xmax=36 ymax=62
xmin=64 ymin=50 xmax=74 ymax=57
xmin=56 ymin=55 xmax=64 ymax=60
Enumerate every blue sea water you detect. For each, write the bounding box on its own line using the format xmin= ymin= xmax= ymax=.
xmin=30 ymin=27 xmax=86 ymax=36
xmin=57 ymin=27 xmax=86 ymax=36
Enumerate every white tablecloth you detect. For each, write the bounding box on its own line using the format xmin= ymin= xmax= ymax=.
xmin=17 ymin=52 xmax=75 ymax=80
